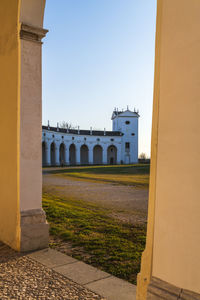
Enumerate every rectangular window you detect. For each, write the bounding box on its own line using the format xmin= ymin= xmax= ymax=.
xmin=125 ymin=142 xmax=130 ymax=150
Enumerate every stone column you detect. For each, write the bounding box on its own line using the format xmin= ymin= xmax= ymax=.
xmin=19 ymin=22 xmax=49 ymax=251
xmin=55 ymin=144 xmax=60 ymax=166
xmin=76 ymin=145 xmax=81 ymax=165
xmin=45 ymin=142 xmax=51 ymax=166
xmin=102 ymin=146 xmax=107 ymax=165
xmin=18 ymin=0 xmax=50 ymax=252
xmin=89 ymin=146 xmax=93 ymax=164
xmin=117 ymin=145 xmax=121 ymax=165
xmin=65 ymin=145 xmax=69 ymax=165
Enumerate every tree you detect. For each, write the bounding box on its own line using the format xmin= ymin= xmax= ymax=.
xmin=59 ymin=121 xmax=77 ymax=129
xmin=139 ymin=152 xmax=147 ymax=160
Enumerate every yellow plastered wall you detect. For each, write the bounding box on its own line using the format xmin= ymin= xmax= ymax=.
xmin=0 ymin=0 xmax=21 ymax=250
xmin=137 ymin=0 xmax=200 ymax=298
xmin=152 ymin=0 xmax=200 ymax=293
xmin=136 ymin=1 xmax=161 ymax=298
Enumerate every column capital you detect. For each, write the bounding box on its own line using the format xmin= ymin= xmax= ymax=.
xmin=20 ymin=23 xmax=48 ymax=43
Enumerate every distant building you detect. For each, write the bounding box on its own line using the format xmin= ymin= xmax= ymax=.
xmin=42 ymin=108 xmax=139 ymax=166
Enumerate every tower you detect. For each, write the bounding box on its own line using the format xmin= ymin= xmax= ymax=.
xmin=112 ymin=108 xmax=139 ymax=164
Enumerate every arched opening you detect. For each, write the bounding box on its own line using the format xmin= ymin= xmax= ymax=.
xmin=69 ymin=144 xmax=76 ymax=165
xmin=59 ymin=143 xmax=66 ymax=166
xmin=21 ymin=0 xmax=155 ymax=292
xmin=80 ymin=145 xmax=89 ymax=165
xmin=93 ymin=145 xmax=103 ymax=165
xmin=107 ymin=145 xmax=117 ymax=165
xmin=42 ymin=142 xmax=46 ymax=167
xmin=50 ymin=142 xmax=56 ymax=166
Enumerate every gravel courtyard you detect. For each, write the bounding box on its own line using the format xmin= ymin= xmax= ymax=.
xmin=43 ymin=172 xmax=148 ymax=225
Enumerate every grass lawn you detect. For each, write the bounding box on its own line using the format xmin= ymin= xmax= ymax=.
xmin=43 ymin=192 xmax=146 ymax=284
xmin=45 ymin=164 xmax=150 ymax=189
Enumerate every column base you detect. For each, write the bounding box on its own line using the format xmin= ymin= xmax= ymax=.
xmin=20 ymin=209 xmax=49 ymax=252
xmin=147 ymin=277 xmax=200 ymax=300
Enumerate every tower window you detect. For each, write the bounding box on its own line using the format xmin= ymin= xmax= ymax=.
xmin=131 ymin=133 xmax=135 ymax=136
xmin=111 ymin=138 xmax=114 ymax=142
xmin=97 ymin=138 xmax=100 ymax=141
xmin=125 ymin=142 xmax=130 ymax=150
xmin=125 ymin=121 xmax=130 ymax=125
xmin=72 ymin=137 xmax=74 ymax=140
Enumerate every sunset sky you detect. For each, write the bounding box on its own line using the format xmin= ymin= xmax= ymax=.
xmin=42 ymin=0 xmax=157 ymax=156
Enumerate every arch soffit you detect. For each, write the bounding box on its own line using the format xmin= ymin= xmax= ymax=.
xmin=107 ymin=144 xmax=118 ymax=153
xmin=93 ymin=144 xmax=103 ymax=151
xmin=59 ymin=142 xmax=66 ymax=149
xmin=80 ymin=144 xmax=89 ymax=149
xmin=50 ymin=141 xmax=56 ymax=148
xmin=20 ymin=0 xmax=46 ymax=28
xmin=69 ymin=143 xmax=76 ymax=150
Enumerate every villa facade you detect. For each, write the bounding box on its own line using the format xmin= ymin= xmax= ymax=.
xmin=42 ymin=108 xmax=139 ymax=166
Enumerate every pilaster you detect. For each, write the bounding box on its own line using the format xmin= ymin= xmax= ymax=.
xmin=102 ymin=146 xmax=107 ymax=165
xmin=54 ymin=144 xmax=60 ymax=166
xmin=45 ymin=142 xmax=51 ymax=166
xmin=65 ymin=145 xmax=70 ymax=165
xmin=76 ymin=145 xmax=81 ymax=165
xmin=89 ymin=146 xmax=93 ymax=164
xmin=19 ymin=21 xmax=49 ymax=251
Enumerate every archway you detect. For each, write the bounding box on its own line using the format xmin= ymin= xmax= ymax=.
xmin=42 ymin=142 xmax=46 ymax=166
xmin=80 ymin=145 xmax=89 ymax=165
xmin=4 ymin=2 xmax=200 ymax=300
xmin=59 ymin=143 xmax=66 ymax=166
xmin=107 ymin=145 xmax=117 ymax=165
xmin=50 ymin=142 xmax=56 ymax=166
xmin=69 ymin=144 xmax=76 ymax=165
xmin=93 ymin=145 xmax=103 ymax=165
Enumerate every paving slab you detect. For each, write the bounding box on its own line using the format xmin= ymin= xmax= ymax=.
xmin=28 ymin=248 xmax=76 ymax=268
xmin=53 ymin=261 xmax=111 ymax=285
xmin=85 ymin=275 xmax=137 ymax=300
xmin=29 ymin=247 xmax=137 ymax=300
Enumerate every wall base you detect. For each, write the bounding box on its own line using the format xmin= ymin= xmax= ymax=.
xmin=147 ymin=277 xmax=200 ymax=300
xmin=20 ymin=209 xmax=49 ymax=252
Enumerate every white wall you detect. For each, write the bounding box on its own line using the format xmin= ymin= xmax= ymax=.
xmin=42 ymin=129 xmax=122 ymax=165
xmin=113 ymin=111 xmax=139 ymax=163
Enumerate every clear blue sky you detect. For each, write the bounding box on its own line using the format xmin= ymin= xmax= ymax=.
xmin=42 ymin=0 xmax=157 ymax=157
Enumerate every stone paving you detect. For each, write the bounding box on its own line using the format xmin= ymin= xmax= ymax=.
xmin=0 ymin=242 xmax=136 ymax=300
xmin=0 ymin=243 xmax=104 ymax=300
xmin=28 ymin=248 xmax=137 ymax=300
